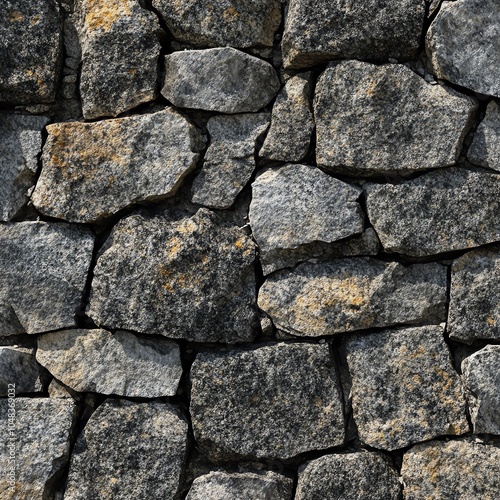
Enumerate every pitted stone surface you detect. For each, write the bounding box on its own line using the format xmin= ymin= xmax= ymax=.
xmin=468 ymin=101 xmax=500 ymax=171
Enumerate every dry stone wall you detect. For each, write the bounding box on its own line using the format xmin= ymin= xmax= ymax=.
xmin=1 ymin=0 xmax=500 ymax=499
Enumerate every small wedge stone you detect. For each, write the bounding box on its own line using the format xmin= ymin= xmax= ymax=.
xmin=468 ymin=101 xmax=500 ymax=171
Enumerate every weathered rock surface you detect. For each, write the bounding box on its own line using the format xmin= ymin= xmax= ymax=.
xmin=401 ymin=440 xmax=500 ymax=498
xmin=260 ymin=74 xmax=314 ymax=162
xmin=186 ymin=471 xmax=293 ymax=500
xmin=448 ymin=246 xmax=500 ymax=343
xmin=153 ymin=0 xmax=281 ymax=49
xmin=88 ymin=209 xmax=256 ymax=343
xmin=0 ymin=0 xmax=62 ymax=103
xmin=65 ymin=400 xmax=188 ymax=500
xmin=36 ymin=329 xmax=182 ymax=397
xmin=32 ymin=109 xmax=204 ymax=223
xmin=162 ymin=48 xmax=280 ymax=113
xmin=295 ymin=452 xmax=401 ymax=500
xmin=366 ymin=168 xmax=500 ymax=257
xmin=426 ymin=0 xmax=500 ymax=97
xmin=468 ymin=101 xmax=500 ymax=171
xmin=0 ymin=398 xmax=75 ymax=499
xmin=462 ymin=345 xmax=500 ymax=435
xmin=48 ymin=379 xmax=72 ymax=399
xmin=314 ymin=61 xmax=476 ymax=176
xmin=75 ymin=0 xmax=162 ymax=119
xmin=282 ymin=0 xmax=426 ymax=69
xmin=0 ymin=222 xmax=94 ymax=335
xmin=192 ymin=113 xmax=270 ymax=209
xmin=190 ymin=343 xmax=345 ymax=460
xmin=346 ymin=325 xmax=468 ymax=450
xmin=258 ymin=258 xmax=447 ymax=337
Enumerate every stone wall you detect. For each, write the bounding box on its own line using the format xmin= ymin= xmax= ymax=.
xmin=1 ymin=0 xmax=500 ymax=498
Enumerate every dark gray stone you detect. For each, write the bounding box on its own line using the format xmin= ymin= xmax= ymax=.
xmin=468 ymin=101 xmax=500 ymax=171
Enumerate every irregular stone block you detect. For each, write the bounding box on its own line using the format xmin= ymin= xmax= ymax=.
xmin=153 ymin=0 xmax=281 ymax=49
xmin=346 ymin=325 xmax=468 ymax=450
xmin=282 ymin=0 xmax=426 ymax=69
xmin=314 ymin=61 xmax=476 ymax=176
xmin=190 ymin=343 xmax=345 ymax=460
xmin=0 ymin=222 xmax=94 ymax=335
xmin=75 ymin=0 xmax=162 ymax=119
xmin=468 ymin=101 xmax=500 ymax=171
xmin=36 ymin=329 xmax=182 ymax=397
xmin=48 ymin=379 xmax=72 ymax=399
xmin=0 ymin=0 xmax=62 ymax=103
xmin=32 ymin=109 xmax=204 ymax=223
xmin=366 ymin=168 xmax=500 ymax=257
xmin=462 ymin=345 xmax=500 ymax=435
xmin=192 ymin=113 xmax=270 ymax=209
xmin=260 ymin=74 xmax=314 ymax=162
xmin=295 ymin=452 xmax=401 ymax=500
xmin=258 ymin=258 xmax=447 ymax=337
xmin=88 ymin=209 xmax=256 ymax=343
xmin=65 ymin=400 xmax=188 ymax=499
xmin=162 ymin=48 xmax=280 ymax=113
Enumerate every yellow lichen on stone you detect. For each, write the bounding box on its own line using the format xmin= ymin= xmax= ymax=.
xmin=83 ymin=0 xmax=132 ymax=33
xmin=8 ymin=10 xmax=24 ymax=22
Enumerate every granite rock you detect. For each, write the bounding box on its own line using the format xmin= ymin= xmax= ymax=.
xmin=190 ymin=343 xmax=345 ymax=460
xmin=366 ymin=168 xmax=500 ymax=257
xmin=162 ymin=48 xmax=280 ymax=113
xmin=88 ymin=209 xmax=256 ymax=343
xmin=48 ymin=379 xmax=72 ymax=399
xmin=314 ymin=61 xmax=476 ymax=176
xmin=468 ymin=101 xmax=500 ymax=171
xmin=192 ymin=113 xmax=270 ymax=209
xmin=0 ymin=222 xmax=94 ymax=335
xmin=65 ymin=400 xmax=188 ymax=500
xmin=258 ymin=258 xmax=447 ymax=337
xmin=32 ymin=109 xmax=204 ymax=223
xmin=36 ymin=329 xmax=182 ymax=397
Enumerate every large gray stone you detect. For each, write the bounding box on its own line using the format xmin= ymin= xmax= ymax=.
xmin=162 ymin=48 xmax=280 ymax=113
xmin=295 ymin=452 xmax=401 ymax=500
xmin=152 ymin=0 xmax=281 ymax=49
xmin=75 ymin=0 xmax=162 ymax=119
xmin=0 ymin=222 xmax=94 ymax=335
xmin=65 ymin=400 xmax=188 ymax=500
xmin=32 ymin=109 xmax=204 ymax=223
xmin=258 ymin=258 xmax=447 ymax=337
xmin=88 ymin=209 xmax=256 ymax=343
xmin=190 ymin=343 xmax=345 ymax=460
xmin=366 ymin=168 xmax=500 ymax=257
xmin=314 ymin=61 xmax=476 ymax=176
xmin=36 ymin=329 xmax=182 ymax=397
xmin=192 ymin=113 xmax=270 ymax=209
xmin=282 ymin=0 xmax=426 ymax=69
xmin=462 ymin=345 xmax=500 ymax=435
xmin=468 ymin=101 xmax=500 ymax=171
xmin=426 ymin=0 xmax=500 ymax=97
xmin=346 ymin=325 xmax=468 ymax=450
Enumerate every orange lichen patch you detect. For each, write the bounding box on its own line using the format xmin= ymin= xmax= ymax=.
xmin=234 ymin=236 xmax=246 ymax=249
xmin=223 ymin=6 xmax=239 ymax=21
xmin=83 ymin=0 xmax=132 ymax=33
xmin=165 ymin=236 xmax=182 ymax=259
xmin=8 ymin=10 xmax=24 ymax=22
xmin=487 ymin=317 xmax=496 ymax=326
xmin=30 ymin=14 xmax=41 ymax=26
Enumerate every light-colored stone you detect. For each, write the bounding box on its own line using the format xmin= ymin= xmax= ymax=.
xmin=468 ymin=101 xmax=500 ymax=171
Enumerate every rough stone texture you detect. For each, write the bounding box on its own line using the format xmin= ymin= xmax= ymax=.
xmin=260 ymin=74 xmax=314 ymax=162
xmin=426 ymin=0 xmax=500 ymax=97
xmin=448 ymin=246 xmax=500 ymax=343
xmin=0 ymin=222 xmax=94 ymax=335
xmin=192 ymin=114 xmax=270 ymax=209
xmin=36 ymin=329 xmax=182 ymax=397
xmin=314 ymin=61 xmax=477 ymax=176
xmin=88 ymin=209 xmax=256 ymax=343
xmin=48 ymin=379 xmax=72 ymax=399
xmin=32 ymin=109 xmax=205 ymax=223
xmin=0 ymin=398 xmax=75 ymax=499
xmin=153 ymin=0 xmax=281 ymax=48
xmin=282 ymin=0 xmax=426 ymax=69
xmin=162 ymin=48 xmax=280 ymax=113
xmin=258 ymin=258 xmax=447 ymax=337
xmin=65 ymin=400 xmax=188 ymax=500
xmin=186 ymin=471 xmax=293 ymax=500
xmin=0 ymin=0 xmax=62 ymax=103
xmin=346 ymin=325 xmax=468 ymax=450
xmin=468 ymin=101 xmax=500 ymax=171
xmin=295 ymin=452 xmax=401 ymax=500
xmin=75 ymin=0 xmax=162 ymax=119
xmin=462 ymin=345 xmax=500 ymax=435
xmin=366 ymin=168 xmax=500 ymax=257
xmin=0 ymin=115 xmax=49 ymax=221
xmin=402 ymin=440 xmax=500 ymax=499
xmin=190 ymin=343 xmax=345 ymax=460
